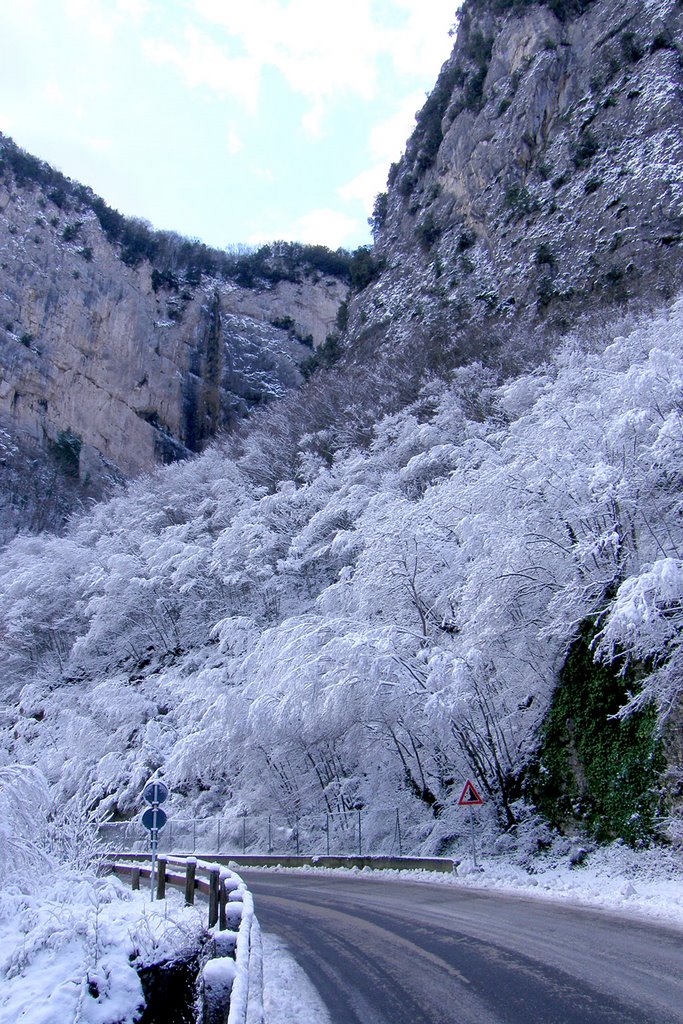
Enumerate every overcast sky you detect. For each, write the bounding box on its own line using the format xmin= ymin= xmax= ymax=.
xmin=0 ymin=1 xmax=460 ymax=251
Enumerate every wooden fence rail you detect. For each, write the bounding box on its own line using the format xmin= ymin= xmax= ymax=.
xmin=105 ymin=856 xmax=264 ymax=1024
xmin=107 ymin=855 xmax=242 ymax=929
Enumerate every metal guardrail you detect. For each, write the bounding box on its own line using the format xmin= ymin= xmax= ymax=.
xmin=109 ymin=850 xmax=458 ymax=875
xmin=106 ymin=855 xmax=263 ymax=1024
xmin=215 ymin=853 xmax=458 ymax=873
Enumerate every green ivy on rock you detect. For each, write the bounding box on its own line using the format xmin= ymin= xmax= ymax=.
xmin=528 ymin=625 xmax=665 ymax=845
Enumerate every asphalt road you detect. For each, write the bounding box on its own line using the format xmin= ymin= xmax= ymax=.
xmin=242 ymin=871 xmax=683 ymax=1024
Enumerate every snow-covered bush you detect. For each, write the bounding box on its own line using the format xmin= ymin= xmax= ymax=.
xmin=0 ymin=767 xmax=207 ymax=1024
xmin=0 ymin=295 xmax=682 ymax=848
xmin=0 ymin=765 xmax=52 ymax=889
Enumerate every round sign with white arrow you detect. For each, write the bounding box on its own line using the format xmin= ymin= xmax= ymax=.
xmin=143 ymin=780 xmax=169 ymax=805
xmin=141 ymin=806 xmax=168 ymax=832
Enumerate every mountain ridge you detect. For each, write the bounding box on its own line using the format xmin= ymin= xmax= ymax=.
xmin=344 ymin=0 xmax=683 ymax=373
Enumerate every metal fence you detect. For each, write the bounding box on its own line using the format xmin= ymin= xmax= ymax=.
xmin=100 ymin=807 xmax=407 ymax=857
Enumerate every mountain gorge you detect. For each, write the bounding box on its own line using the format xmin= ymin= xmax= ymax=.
xmin=0 ymin=139 xmax=349 ymax=537
xmin=0 ymin=0 xmax=681 ymax=859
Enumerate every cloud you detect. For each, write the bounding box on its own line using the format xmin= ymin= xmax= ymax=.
xmin=43 ymin=82 xmax=67 ymax=105
xmin=338 ymin=165 xmax=385 ymax=209
xmin=252 ymin=166 xmax=275 ymax=183
xmin=115 ymin=0 xmax=151 ymax=18
xmin=188 ymin=0 xmax=452 ymax=134
xmin=194 ymin=0 xmax=379 ymax=101
xmin=250 ymin=208 xmax=359 ymax=248
xmin=338 ymin=90 xmax=425 ymax=210
xmin=135 ymin=1 xmax=457 ymax=137
xmin=83 ymin=135 xmax=114 ymax=153
xmin=143 ymin=28 xmax=260 ymax=110
xmin=64 ymin=0 xmax=119 ymax=41
xmin=227 ymin=126 xmax=244 ymax=155
xmin=385 ymin=1 xmax=458 ymax=78
xmin=301 ymin=99 xmax=326 ymax=140
xmin=369 ymin=90 xmax=425 ymax=163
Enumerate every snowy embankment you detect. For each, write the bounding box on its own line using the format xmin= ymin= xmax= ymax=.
xmin=0 ymin=765 xmax=211 ymax=1024
xmin=456 ymin=847 xmax=683 ymax=928
xmin=262 ymin=933 xmax=331 ymax=1024
xmin=0 ymin=875 xmax=206 ymax=1024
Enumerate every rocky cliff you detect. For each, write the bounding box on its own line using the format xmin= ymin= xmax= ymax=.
xmin=349 ymin=0 xmax=683 ymax=369
xmin=0 ymin=139 xmax=347 ymax=521
xmin=3 ymin=0 xmax=683 ymax=534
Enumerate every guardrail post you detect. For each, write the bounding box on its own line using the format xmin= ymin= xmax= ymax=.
xmin=208 ymin=868 xmax=220 ymax=928
xmin=156 ymin=857 xmax=167 ymax=900
xmin=184 ymin=859 xmax=196 ymax=905
xmin=219 ymin=876 xmax=227 ymax=931
xmin=131 ymin=866 xmax=140 ymax=891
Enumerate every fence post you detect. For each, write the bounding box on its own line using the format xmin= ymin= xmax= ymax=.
xmin=219 ymin=876 xmax=227 ymax=931
xmin=193 ymin=819 xmax=197 ymax=853
xmin=184 ymin=859 xmax=196 ymax=905
xmin=395 ymin=808 xmax=403 ymax=857
xmin=131 ymin=866 xmax=140 ymax=891
xmin=326 ymin=813 xmax=330 ymax=856
xmin=208 ymin=868 xmax=220 ymax=928
xmin=217 ymin=818 xmax=221 ymax=853
xmin=268 ymin=815 xmax=272 ymax=854
xmin=295 ymin=818 xmax=300 ymax=856
xmin=156 ymin=857 xmax=167 ymax=900
xmin=358 ymin=809 xmax=362 ymax=856
xmin=242 ymin=813 xmax=247 ymax=855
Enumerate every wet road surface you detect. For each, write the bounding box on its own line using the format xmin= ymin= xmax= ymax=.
xmin=242 ymin=870 xmax=683 ymax=1024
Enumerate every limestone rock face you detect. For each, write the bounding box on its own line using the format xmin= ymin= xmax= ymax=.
xmin=0 ymin=178 xmax=346 ymax=489
xmin=351 ymin=0 xmax=683 ymax=367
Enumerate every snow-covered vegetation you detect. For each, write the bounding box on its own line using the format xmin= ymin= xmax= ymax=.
xmin=0 ymin=765 xmax=206 ymax=1024
xmin=0 ymin=298 xmax=681 ymax=853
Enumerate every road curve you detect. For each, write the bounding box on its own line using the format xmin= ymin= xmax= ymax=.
xmin=242 ymin=870 xmax=683 ymax=1024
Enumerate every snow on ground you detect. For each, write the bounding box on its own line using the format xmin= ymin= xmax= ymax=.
xmin=454 ymin=844 xmax=683 ymax=929
xmin=247 ymin=843 xmax=683 ymax=931
xmin=0 ymin=876 xmax=206 ymax=1024
xmin=262 ymin=931 xmax=332 ymax=1024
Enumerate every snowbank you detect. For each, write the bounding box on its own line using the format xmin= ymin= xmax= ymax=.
xmin=0 ymin=873 xmax=206 ymax=1024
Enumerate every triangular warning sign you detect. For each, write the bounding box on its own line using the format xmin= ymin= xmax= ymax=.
xmin=458 ymin=779 xmax=484 ymax=806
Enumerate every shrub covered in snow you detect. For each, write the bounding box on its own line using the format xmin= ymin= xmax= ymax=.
xmin=1 ymin=296 xmax=682 ymax=850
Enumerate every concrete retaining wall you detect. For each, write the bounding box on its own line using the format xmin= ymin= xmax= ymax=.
xmin=111 ymin=852 xmax=457 ymax=874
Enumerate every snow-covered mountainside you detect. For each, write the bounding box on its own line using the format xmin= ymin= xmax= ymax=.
xmin=350 ymin=0 xmax=683 ymax=369
xmin=1 ymin=298 xmax=680 ymax=852
xmin=0 ymin=0 xmax=682 ymax=856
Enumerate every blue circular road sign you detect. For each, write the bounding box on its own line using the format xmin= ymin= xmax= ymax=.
xmin=142 ymin=806 xmax=168 ymax=831
xmin=143 ymin=780 xmax=169 ymax=805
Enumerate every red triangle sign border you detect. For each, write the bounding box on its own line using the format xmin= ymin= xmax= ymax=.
xmin=458 ymin=779 xmax=484 ymax=806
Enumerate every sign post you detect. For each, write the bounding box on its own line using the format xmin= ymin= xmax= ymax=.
xmin=457 ymin=779 xmax=484 ymax=869
xmin=142 ymin=780 xmax=169 ymax=900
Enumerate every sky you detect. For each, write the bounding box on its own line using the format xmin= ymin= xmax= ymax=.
xmin=0 ymin=1 xmax=460 ymax=252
